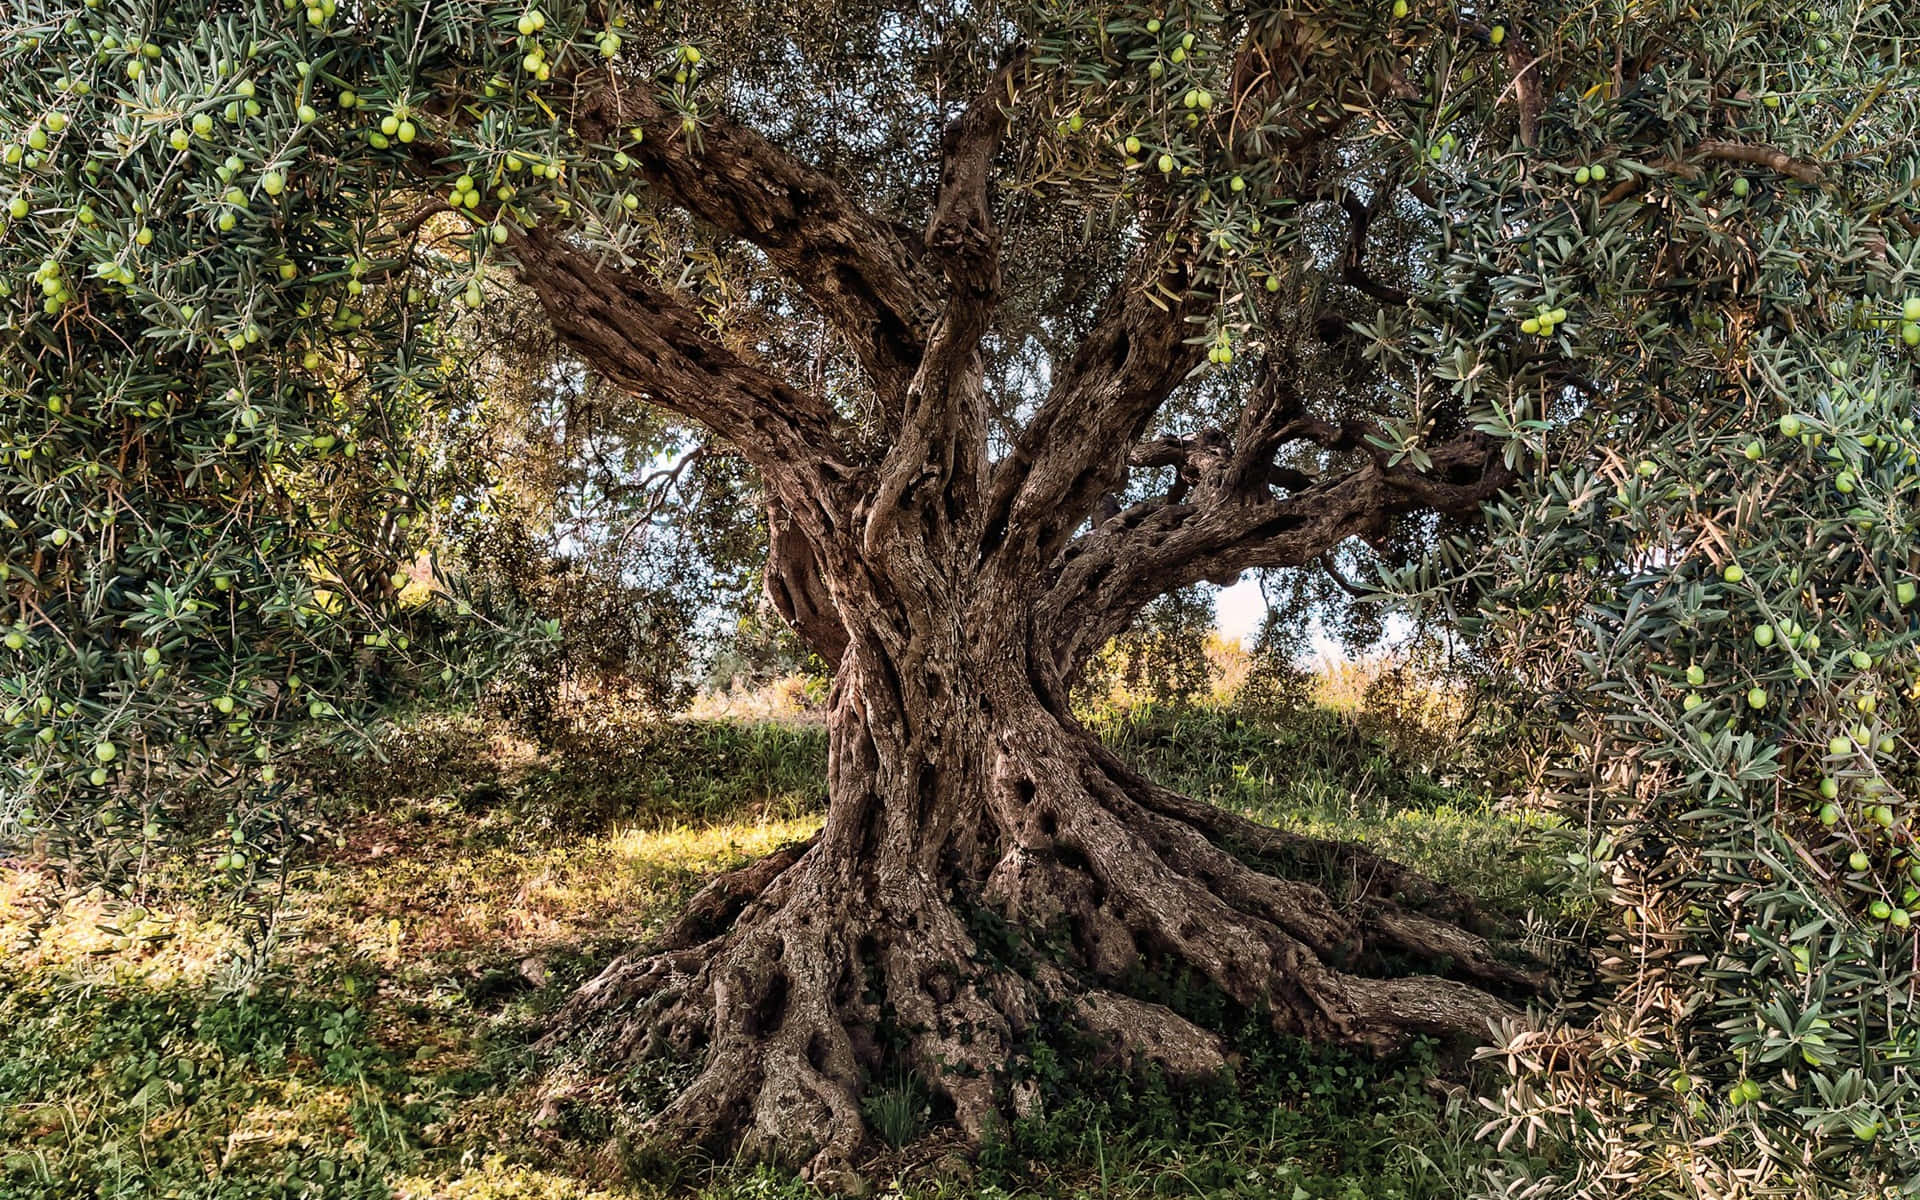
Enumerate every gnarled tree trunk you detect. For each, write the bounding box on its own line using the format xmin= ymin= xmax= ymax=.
xmin=549 ymin=551 xmax=1533 ymax=1182
xmin=508 ymin=24 xmax=1531 ymax=1185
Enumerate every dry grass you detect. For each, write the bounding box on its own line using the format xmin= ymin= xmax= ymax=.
xmin=299 ymin=811 xmax=822 ymax=967
xmin=1 ymin=861 xmax=245 ymax=988
xmin=0 ymin=787 xmax=823 ymax=1200
xmin=683 ymin=672 xmax=830 ymax=723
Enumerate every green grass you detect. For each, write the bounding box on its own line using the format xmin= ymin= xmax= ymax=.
xmin=1090 ymin=703 xmax=1561 ymax=915
xmin=1 ymin=702 xmax=1546 ymax=1200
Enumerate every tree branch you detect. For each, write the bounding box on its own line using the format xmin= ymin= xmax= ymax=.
xmin=978 ymin=257 xmax=1212 ymax=571
xmin=569 ymin=79 xmax=932 ymax=409
xmin=925 ymin=52 xmax=1025 ymax=299
xmin=1044 ymin=432 xmax=1512 ymax=673
xmin=1338 ymin=187 xmax=1410 ymax=306
xmin=1694 ymin=139 xmax=1825 ymax=185
xmin=507 ymin=227 xmax=853 ymax=501
xmin=1500 ymin=37 xmax=1544 ymax=149
xmin=1317 ymin=553 xmax=1373 ymax=599
xmin=1599 ymin=139 xmax=1827 ymax=204
xmin=607 ymin=445 xmax=709 ymax=555
xmin=862 ymin=53 xmax=1026 ymax=557
xmin=976 ymin=17 xmax=1402 ymax=579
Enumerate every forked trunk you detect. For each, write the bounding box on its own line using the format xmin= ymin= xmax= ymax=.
xmin=549 ymin=575 xmax=1535 ymax=1185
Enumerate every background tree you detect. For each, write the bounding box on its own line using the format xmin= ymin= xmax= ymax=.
xmin=443 ymin=321 xmax=784 ymax=731
xmin=6 ymin=0 xmax=1916 ymax=1186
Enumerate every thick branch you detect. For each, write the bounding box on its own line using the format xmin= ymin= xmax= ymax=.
xmin=979 ymin=260 xmax=1212 ymax=570
xmin=1046 ymin=433 xmax=1512 ymax=672
xmin=1121 ymin=402 xmax=1379 ymax=509
xmin=570 ymin=80 xmax=931 ymax=407
xmin=925 ymin=54 xmax=1024 ymax=298
xmin=977 ymin=18 xmax=1401 ymax=578
xmin=508 ymin=228 xmax=852 ymax=501
xmin=861 ymin=56 xmax=1025 ymax=557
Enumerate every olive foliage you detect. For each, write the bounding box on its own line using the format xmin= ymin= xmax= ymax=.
xmin=1367 ymin=3 xmax=1920 ymax=1192
xmin=0 ymin=0 xmax=1495 ymax=853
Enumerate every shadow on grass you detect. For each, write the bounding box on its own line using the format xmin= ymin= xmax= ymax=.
xmin=0 ymin=952 xmax=1513 ymax=1200
xmin=0 ymin=968 xmax=480 ymax=1199
xmin=318 ymin=712 xmax=829 ymax=838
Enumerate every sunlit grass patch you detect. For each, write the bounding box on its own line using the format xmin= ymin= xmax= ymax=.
xmin=208 ymin=1085 xmax=362 ymax=1169
xmin=295 ymin=812 xmax=822 ymax=971
xmin=1232 ymin=796 xmax=1557 ymax=916
xmin=0 ymin=969 xmax=421 ymax=1199
xmin=604 ymin=814 xmax=821 ymax=878
xmin=392 ymin=1157 xmax=638 ymax=1200
xmin=0 ymin=747 xmax=827 ymax=1200
xmin=0 ymin=865 xmax=246 ymax=987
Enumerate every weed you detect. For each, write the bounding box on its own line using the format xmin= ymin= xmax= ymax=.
xmin=862 ymin=1069 xmax=931 ymax=1149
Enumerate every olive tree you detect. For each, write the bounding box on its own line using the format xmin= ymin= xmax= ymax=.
xmin=1372 ymin=4 xmax=1920 ymax=1190
xmin=6 ymin=0 xmax=1914 ymax=1181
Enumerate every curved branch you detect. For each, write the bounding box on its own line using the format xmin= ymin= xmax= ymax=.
xmin=1045 ymin=433 xmax=1512 ymax=673
xmin=508 ymin=228 xmax=853 ymax=501
xmin=1317 ymin=552 xmax=1373 ymax=599
xmin=570 ymin=79 xmax=932 ymax=408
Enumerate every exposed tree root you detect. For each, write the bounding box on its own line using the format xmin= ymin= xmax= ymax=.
xmin=1103 ymin=745 xmax=1483 ymax=923
xmin=1042 ymin=970 xmax=1228 ymax=1082
xmin=542 ymin=715 xmax=1536 ymax=1186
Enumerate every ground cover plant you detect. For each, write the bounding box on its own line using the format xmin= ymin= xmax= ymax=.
xmin=1 ymin=693 xmax=1540 ymax=1199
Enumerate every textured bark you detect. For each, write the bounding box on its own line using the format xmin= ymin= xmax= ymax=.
xmin=567 ymin=81 xmax=932 ymax=409
xmin=764 ymin=505 xmax=849 ymax=664
xmin=546 ymin=588 xmax=1532 ymax=1184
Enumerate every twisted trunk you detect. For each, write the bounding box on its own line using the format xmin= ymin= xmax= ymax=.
xmin=550 ymin=560 xmax=1533 ymax=1184
xmin=517 ymin=45 xmax=1527 ymax=1183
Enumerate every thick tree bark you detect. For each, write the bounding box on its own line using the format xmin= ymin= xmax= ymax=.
xmin=508 ymin=35 xmax=1530 ymax=1186
xmin=548 ymin=572 xmax=1534 ymax=1184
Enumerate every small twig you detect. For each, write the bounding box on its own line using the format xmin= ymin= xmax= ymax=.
xmin=1814 ymin=77 xmax=1889 ymax=160
xmin=1694 ymin=139 xmax=1825 ymax=185
xmin=1599 ymin=138 xmax=1826 ymax=205
xmin=612 ymin=446 xmax=709 ymax=550
xmin=1318 ymin=553 xmax=1372 ymax=599
xmin=390 ymin=201 xmax=458 ymax=241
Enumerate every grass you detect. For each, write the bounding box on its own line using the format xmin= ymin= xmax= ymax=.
xmin=1 ymin=699 xmax=1550 ymax=1200
xmin=1088 ymin=702 xmax=1560 ymax=915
